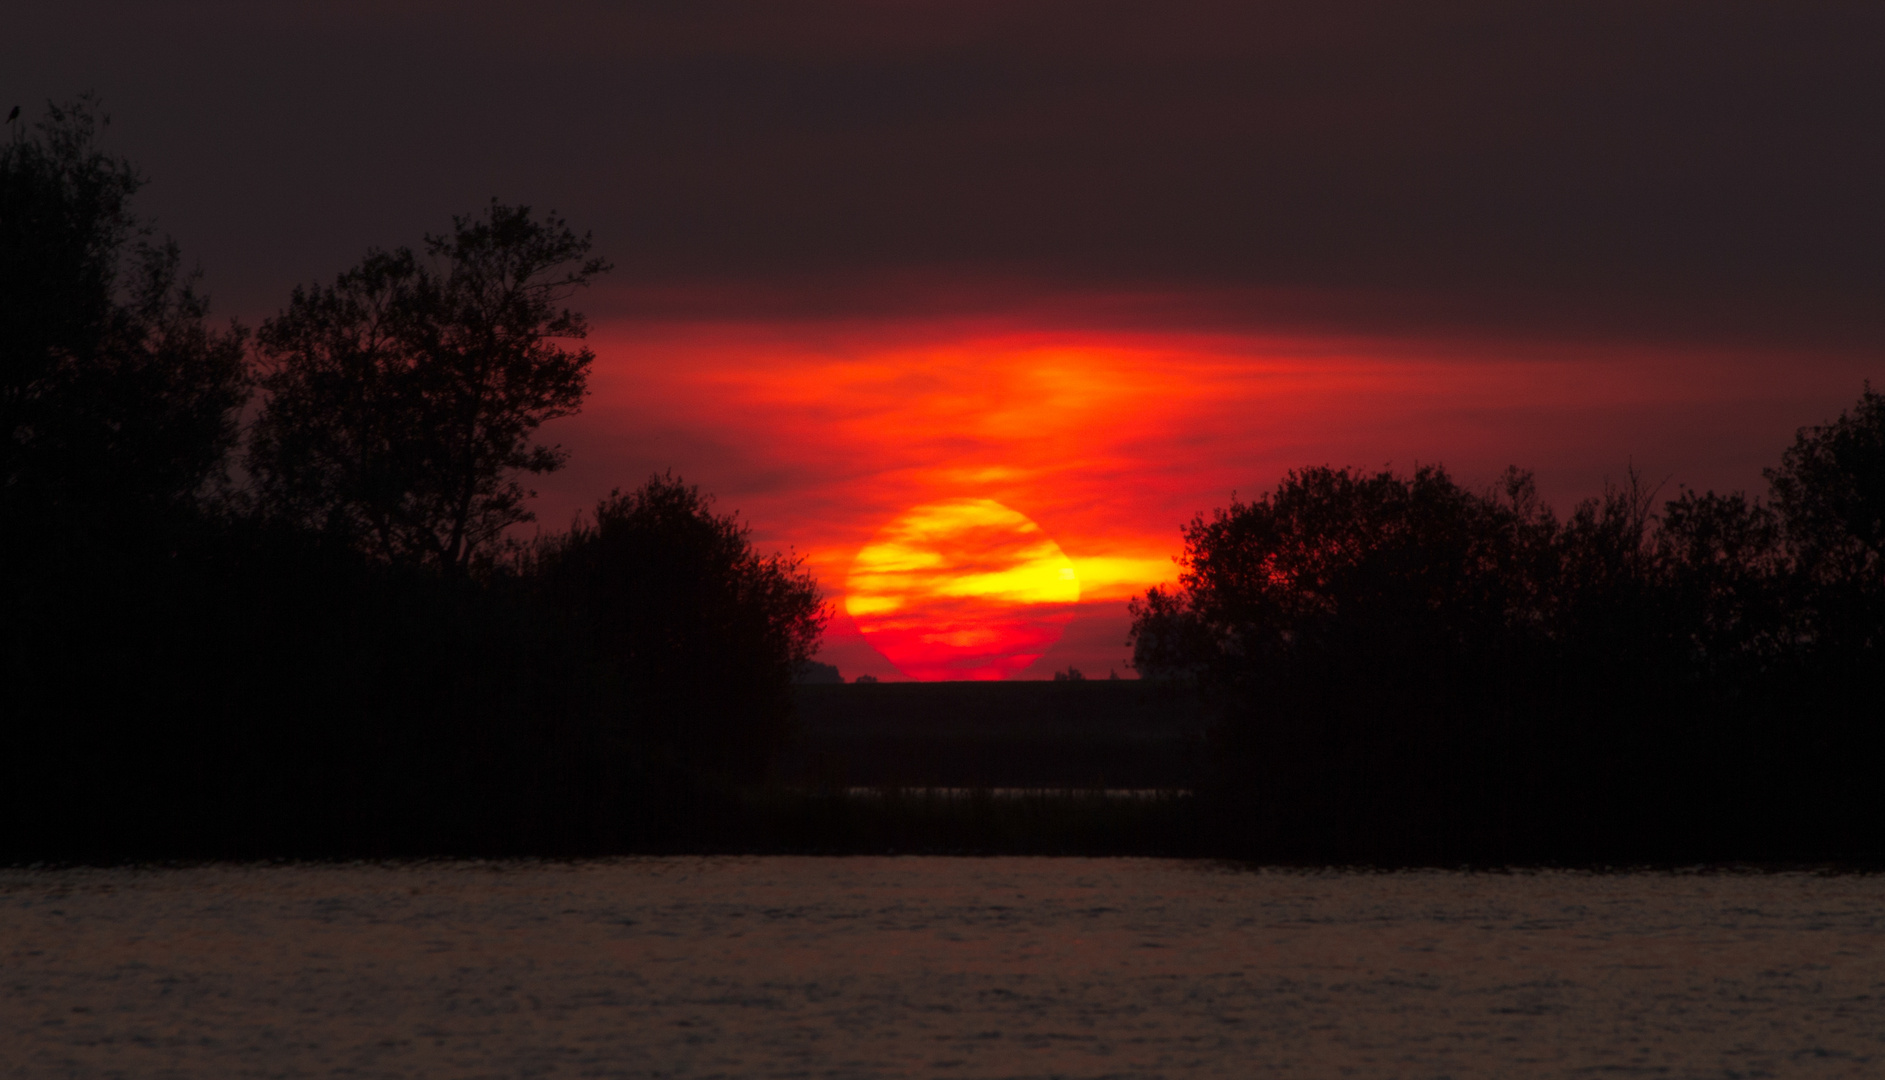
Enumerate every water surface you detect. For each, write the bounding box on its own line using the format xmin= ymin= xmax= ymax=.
xmin=4 ymin=858 xmax=1882 ymax=1077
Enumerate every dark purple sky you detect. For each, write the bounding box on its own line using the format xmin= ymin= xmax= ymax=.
xmin=8 ymin=0 xmax=1884 ymax=348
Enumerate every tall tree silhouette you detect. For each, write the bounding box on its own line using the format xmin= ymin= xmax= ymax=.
xmin=248 ymin=202 xmax=609 ymax=571
xmin=1 ymin=97 xmax=248 ymax=530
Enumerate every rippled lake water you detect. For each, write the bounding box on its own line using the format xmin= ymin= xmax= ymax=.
xmin=4 ymin=858 xmax=1882 ymax=1078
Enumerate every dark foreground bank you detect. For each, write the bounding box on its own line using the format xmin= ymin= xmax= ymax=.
xmin=8 ymin=672 xmax=1883 ymax=865
xmin=780 ymin=680 xmax=1208 ymax=790
xmin=7 ymin=584 xmax=1880 ymax=865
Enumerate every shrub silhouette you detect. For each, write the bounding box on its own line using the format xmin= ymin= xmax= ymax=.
xmin=529 ymin=475 xmax=829 ymax=786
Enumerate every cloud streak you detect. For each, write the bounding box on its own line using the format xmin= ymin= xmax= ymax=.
xmin=9 ymin=1 xmax=1883 ymax=348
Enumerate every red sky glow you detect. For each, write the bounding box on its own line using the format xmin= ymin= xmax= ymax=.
xmin=526 ymin=311 xmax=1877 ymax=681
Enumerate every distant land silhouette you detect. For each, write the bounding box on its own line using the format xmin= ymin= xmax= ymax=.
xmin=792 ymin=660 xmax=845 ymax=684
xmin=782 ymin=680 xmax=1205 ymax=790
xmin=3 ymin=97 xmax=1881 ymax=864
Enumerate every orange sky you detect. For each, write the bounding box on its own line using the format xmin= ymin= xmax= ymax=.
xmin=529 ymin=315 xmax=1876 ymax=680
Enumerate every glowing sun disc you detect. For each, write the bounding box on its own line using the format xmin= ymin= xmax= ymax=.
xmin=846 ymin=498 xmax=1080 ymax=680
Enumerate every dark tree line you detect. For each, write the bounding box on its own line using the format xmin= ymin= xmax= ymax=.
xmin=2 ymin=100 xmax=825 ymax=858
xmin=1132 ymin=394 xmax=1885 ymax=862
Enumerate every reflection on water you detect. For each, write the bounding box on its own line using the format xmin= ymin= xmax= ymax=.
xmin=3 ymin=858 xmax=1882 ymax=1077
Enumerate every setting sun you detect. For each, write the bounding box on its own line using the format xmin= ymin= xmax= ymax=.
xmin=845 ymin=499 xmax=1080 ymax=680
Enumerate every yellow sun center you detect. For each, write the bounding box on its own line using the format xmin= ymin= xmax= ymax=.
xmin=846 ymin=498 xmax=1080 ymax=680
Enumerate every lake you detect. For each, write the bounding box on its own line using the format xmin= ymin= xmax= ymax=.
xmin=4 ymin=858 xmax=1882 ymax=1077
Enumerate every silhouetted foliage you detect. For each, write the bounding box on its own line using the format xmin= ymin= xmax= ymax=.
xmin=1767 ymin=383 xmax=1885 ymax=658
xmin=248 ymin=202 xmax=609 ymax=572
xmin=1132 ymin=464 xmax=1556 ymax=687
xmin=2 ymin=111 xmax=839 ymax=857
xmin=1654 ymin=488 xmax=1790 ymax=679
xmin=3 ymin=101 xmax=259 ymax=861
xmin=1 ymin=97 xmax=248 ymax=532
xmin=1131 ymin=389 xmax=1885 ymax=862
xmin=529 ymin=475 xmax=829 ymax=785
xmin=4 ymin=478 xmax=832 ymax=858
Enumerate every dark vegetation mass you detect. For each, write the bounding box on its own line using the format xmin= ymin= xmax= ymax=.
xmin=3 ymin=101 xmax=824 ymax=858
xmin=4 ymin=99 xmax=1881 ymax=863
xmin=1129 ymin=405 xmax=1885 ymax=862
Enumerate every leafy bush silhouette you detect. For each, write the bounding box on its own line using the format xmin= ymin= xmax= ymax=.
xmin=528 ymin=475 xmax=829 ymax=786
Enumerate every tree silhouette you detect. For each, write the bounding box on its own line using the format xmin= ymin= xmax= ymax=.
xmin=1 ymin=97 xmax=248 ymax=530
xmin=530 ymin=474 xmax=829 ymax=784
xmin=1763 ymin=384 xmax=1885 ymax=677
xmin=1129 ymin=465 xmax=1558 ymax=689
xmin=1768 ymin=384 xmax=1885 ymax=577
xmin=1653 ymin=487 xmax=1789 ymax=676
xmin=248 ymin=202 xmax=609 ymax=571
